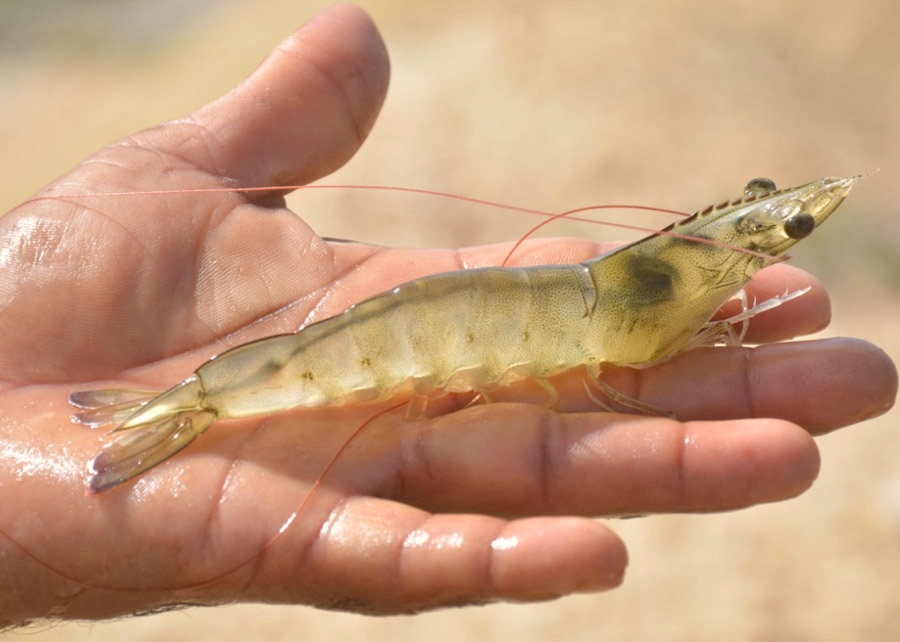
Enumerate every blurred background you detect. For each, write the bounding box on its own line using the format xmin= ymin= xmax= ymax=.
xmin=2 ymin=0 xmax=899 ymax=639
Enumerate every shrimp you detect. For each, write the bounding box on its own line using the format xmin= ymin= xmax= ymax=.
xmin=69 ymin=174 xmax=864 ymax=493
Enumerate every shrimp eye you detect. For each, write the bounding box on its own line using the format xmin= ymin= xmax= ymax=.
xmin=784 ymin=212 xmax=816 ymax=240
xmin=744 ymin=177 xmax=777 ymax=197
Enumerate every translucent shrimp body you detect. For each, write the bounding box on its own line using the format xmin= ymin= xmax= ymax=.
xmin=69 ymin=175 xmax=863 ymax=492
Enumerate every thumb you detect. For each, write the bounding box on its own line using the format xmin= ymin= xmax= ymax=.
xmin=0 ymin=5 xmax=390 ymax=383
xmin=137 ymin=2 xmax=391 ymax=192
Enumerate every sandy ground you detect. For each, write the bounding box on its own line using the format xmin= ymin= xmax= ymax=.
xmin=2 ymin=0 xmax=900 ymax=639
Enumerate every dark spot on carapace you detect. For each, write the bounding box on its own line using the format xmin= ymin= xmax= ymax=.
xmin=261 ymin=359 xmax=284 ymax=375
xmin=466 ymin=332 xmax=475 ymax=343
xmin=522 ymin=330 xmax=530 ymax=342
xmin=360 ymin=357 xmax=372 ymax=367
xmin=301 ymin=371 xmax=315 ymax=381
xmin=626 ymin=254 xmax=678 ymax=303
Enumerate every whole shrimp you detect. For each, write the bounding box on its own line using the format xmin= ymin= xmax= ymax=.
xmin=70 ymin=174 xmax=863 ymax=492
xmin=9 ymin=165 xmax=884 ymax=622
xmin=3 ymin=5 xmax=899 ymax=627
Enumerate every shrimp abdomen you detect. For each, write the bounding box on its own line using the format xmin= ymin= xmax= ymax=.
xmin=196 ymin=264 xmax=602 ymax=416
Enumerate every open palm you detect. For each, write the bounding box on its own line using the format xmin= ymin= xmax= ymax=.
xmin=0 ymin=4 xmax=895 ymax=626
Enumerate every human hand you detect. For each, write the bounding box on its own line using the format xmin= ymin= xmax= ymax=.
xmin=0 ymin=3 xmax=895 ymax=627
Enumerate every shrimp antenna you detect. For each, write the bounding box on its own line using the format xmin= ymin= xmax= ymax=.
xmin=20 ymin=183 xmax=772 ymax=263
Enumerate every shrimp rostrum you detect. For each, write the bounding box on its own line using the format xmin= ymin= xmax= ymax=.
xmin=69 ymin=175 xmax=863 ymax=492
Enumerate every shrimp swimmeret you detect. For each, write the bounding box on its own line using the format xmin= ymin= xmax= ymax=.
xmin=68 ymin=175 xmax=864 ymax=493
